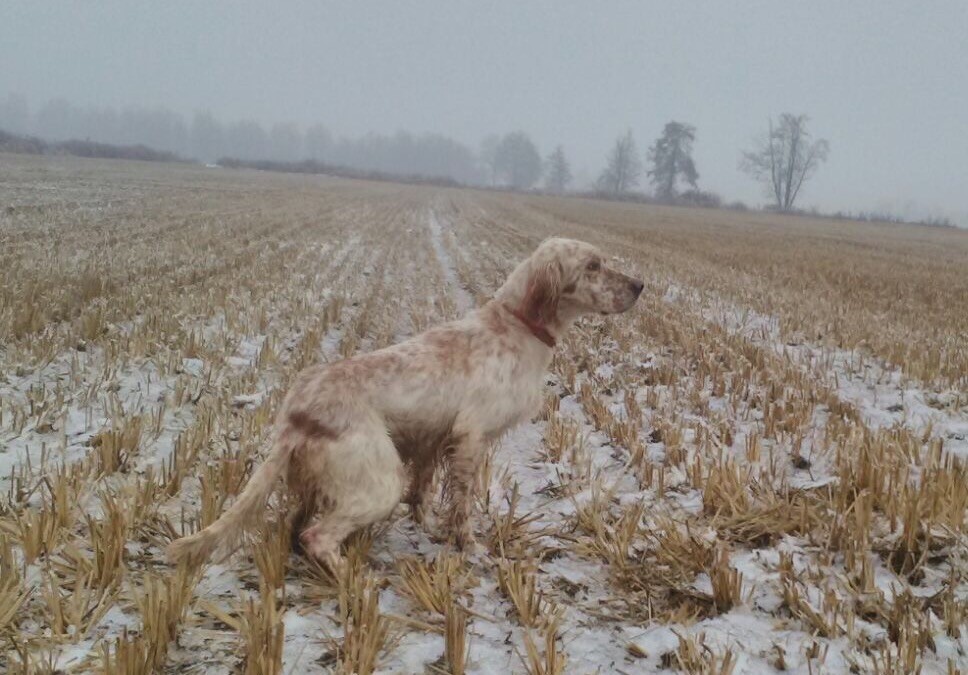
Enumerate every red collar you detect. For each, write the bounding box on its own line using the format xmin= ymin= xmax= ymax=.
xmin=504 ymin=304 xmax=556 ymax=348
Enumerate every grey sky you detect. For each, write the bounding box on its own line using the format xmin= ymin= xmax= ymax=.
xmin=3 ymin=1 xmax=966 ymax=223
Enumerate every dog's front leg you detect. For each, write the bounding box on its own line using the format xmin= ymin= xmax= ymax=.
xmin=406 ymin=456 xmax=437 ymax=526
xmin=445 ymin=431 xmax=483 ymax=550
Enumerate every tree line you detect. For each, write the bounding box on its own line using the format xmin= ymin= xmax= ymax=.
xmin=1 ymin=93 xmax=829 ymax=211
xmin=0 ymin=95 xmax=483 ymax=184
xmin=479 ymin=114 xmax=828 ymax=213
xmin=593 ymin=115 xmax=828 ymax=211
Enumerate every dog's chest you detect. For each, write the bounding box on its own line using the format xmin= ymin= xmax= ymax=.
xmin=471 ymin=353 xmax=547 ymax=435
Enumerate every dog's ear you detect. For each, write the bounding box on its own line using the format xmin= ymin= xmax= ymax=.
xmin=522 ymin=259 xmax=563 ymax=325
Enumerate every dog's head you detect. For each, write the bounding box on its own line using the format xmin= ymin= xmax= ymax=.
xmin=516 ymin=237 xmax=643 ymax=325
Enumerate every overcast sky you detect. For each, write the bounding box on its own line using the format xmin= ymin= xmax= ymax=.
xmin=3 ymin=1 xmax=966 ymax=223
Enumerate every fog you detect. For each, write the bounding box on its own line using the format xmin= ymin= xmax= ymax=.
xmin=2 ymin=1 xmax=966 ymax=224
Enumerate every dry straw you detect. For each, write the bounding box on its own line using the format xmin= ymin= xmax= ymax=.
xmin=2 ymin=155 xmax=965 ymax=671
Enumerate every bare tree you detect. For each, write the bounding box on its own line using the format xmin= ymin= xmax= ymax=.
xmin=545 ymin=145 xmax=572 ymax=193
xmin=648 ymin=121 xmax=698 ymax=201
xmin=597 ymin=129 xmax=642 ymax=195
xmin=740 ymin=114 xmax=829 ymax=211
xmin=494 ymin=131 xmax=542 ymax=189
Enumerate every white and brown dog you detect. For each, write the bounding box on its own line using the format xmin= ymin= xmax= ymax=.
xmin=168 ymin=237 xmax=643 ymax=566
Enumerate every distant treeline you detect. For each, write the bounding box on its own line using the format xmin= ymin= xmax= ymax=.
xmin=0 ymin=94 xmax=483 ymax=184
xmin=570 ymin=185 xmax=955 ymax=227
xmin=820 ymin=209 xmax=953 ymax=228
xmin=0 ymin=126 xmax=465 ymax=185
xmin=1 ymin=93 xmax=958 ymax=228
xmin=0 ymin=128 xmax=182 ymax=162
xmin=576 ymin=188 xmax=728 ymax=209
xmin=218 ymin=157 xmax=461 ymax=187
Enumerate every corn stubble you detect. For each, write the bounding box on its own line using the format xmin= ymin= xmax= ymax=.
xmin=1 ymin=155 xmax=965 ymax=672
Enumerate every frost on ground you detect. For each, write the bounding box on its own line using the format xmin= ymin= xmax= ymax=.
xmin=666 ymin=282 xmax=968 ymax=461
xmin=1 ymin=156 xmax=965 ymax=674
xmin=427 ymin=204 xmax=476 ymax=316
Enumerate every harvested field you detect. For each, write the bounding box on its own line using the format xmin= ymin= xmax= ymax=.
xmin=2 ymin=153 xmax=967 ymax=674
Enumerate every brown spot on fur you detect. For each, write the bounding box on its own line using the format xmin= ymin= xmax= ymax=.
xmin=424 ymin=328 xmax=473 ymax=374
xmin=521 ymin=261 xmax=562 ymax=325
xmin=288 ymin=411 xmax=338 ymax=440
xmin=482 ymin=308 xmax=510 ymax=335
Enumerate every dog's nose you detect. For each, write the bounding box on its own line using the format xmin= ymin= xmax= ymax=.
xmin=630 ymin=279 xmax=644 ymax=296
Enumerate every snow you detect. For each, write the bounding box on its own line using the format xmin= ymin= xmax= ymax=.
xmin=666 ymin=282 xmax=968 ymax=461
xmin=0 ymin=327 xmax=191 ymax=497
xmin=5 ymin=212 xmax=964 ymax=674
xmin=427 ymin=205 xmax=475 ymax=314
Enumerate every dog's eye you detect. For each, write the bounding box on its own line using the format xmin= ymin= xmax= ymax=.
xmin=586 ymin=260 xmax=601 ymax=271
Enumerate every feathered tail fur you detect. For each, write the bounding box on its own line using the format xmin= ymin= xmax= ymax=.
xmin=166 ymin=429 xmax=294 ymax=566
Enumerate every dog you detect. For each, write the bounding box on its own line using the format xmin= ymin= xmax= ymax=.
xmin=167 ymin=237 xmax=643 ymax=566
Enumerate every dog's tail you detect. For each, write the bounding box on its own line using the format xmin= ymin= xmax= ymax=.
xmin=166 ymin=429 xmax=294 ymax=566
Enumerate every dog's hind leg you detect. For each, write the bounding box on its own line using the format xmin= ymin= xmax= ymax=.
xmin=296 ymin=410 xmax=405 ymax=564
xmin=287 ymin=497 xmax=319 ymax=553
xmin=299 ymin=514 xmax=358 ymax=566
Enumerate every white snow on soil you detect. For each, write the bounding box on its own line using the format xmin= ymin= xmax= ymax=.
xmin=664 ymin=282 xmax=968 ymax=460
xmin=6 ymin=225 xmax=964 ymax=674
xmin=427 ymin=206 xmax=475 ymax=314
